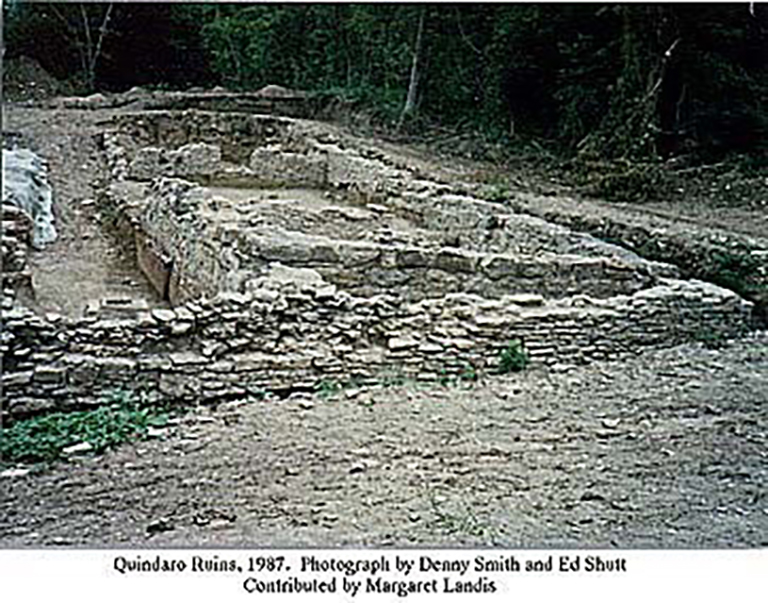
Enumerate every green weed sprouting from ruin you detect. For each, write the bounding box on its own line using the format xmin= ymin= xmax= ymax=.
xmin=315 ymin=379 xmax=343 ymax=398
xmin=484 ymin=183 xmax=512 ymax=204
xmin=497 ymin=339 xmax=529 ymax=374
xmin=0 ymin=390 xmax=169 ymax=465
xmin=460 ymin=363 xmax=478 ymax=383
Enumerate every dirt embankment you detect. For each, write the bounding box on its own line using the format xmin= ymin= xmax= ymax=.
xmin=3 ymin=106 xmax=161 ymax=317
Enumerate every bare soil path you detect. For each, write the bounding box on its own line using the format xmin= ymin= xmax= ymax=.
xmin=3 ymin=106 xmax=160 ymax=317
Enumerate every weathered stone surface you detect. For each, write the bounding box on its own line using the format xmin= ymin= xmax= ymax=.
xmin=62 ymin=442 xmax=93 ymax=455
xmin=128 ymin=146 xmax=164 ymax=180
xmin=2 ymin=110 xmax=758 ymax=419
xmin=32 ymin=366 xmax=66 ymax=384
xmin=505 ymin=293 xmax=545 ymax=307
xmin=151 ymin=309 xmax=176 ymax=323
xmin=388 ymin=336 xmax=420 ymax=351
xmin=2 ymin=148 xmax=57 ymax=248
xmin=167 ymin=142 xmax=221 ymax=176
xmin=1 ymin=370 xmax=33 ymax=386
xmin=249 ymin=146 xmax=327 ymax=186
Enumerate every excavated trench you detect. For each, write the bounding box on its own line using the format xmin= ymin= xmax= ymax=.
xmin=101 ymin=110 xmax=683 ymax=306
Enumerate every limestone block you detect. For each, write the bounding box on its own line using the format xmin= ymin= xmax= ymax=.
xmin=504 ymin=293 xmax=545 ymax=307
xmin=1 ymin=370 xmax=33 ymax=386
xmin=433 ymin=249 xmax=477 ymax=273
xmin=168 ymin=351 xmax=207 ymax=366
xmin=2 ymin=148 xmax=57 ymax=248
xmin=388 ymin=336 xmax=419 ymax=351
xmin=396 ymin=248 xmax=431 ymax=268
xmin=418 ymin=342 xmax=444 ymax=354
xmin=166 ymin=142 xmax=222 ymax=176
xmin=69 ymin=361 xmax=99 ymax=385
xmin=128 ymin=146 xmax=164 ymax=180
xmin=93 ymin=357 xmax=138 ymax=379
xmin=158 ymin=373 xmax=201 ymax=399
xmin=32 ymin=365 xmax=67 ymax=384
xmin=151 ymin=308 xmax=176 ymax=323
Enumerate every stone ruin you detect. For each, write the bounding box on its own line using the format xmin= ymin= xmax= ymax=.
xmin=2 ymin=148 xmax=57 ymax=249
xmin=1 ymin=109 xmax=755 ymax=418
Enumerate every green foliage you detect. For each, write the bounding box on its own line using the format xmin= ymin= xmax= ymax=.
xmin=0 ymin=390 xmax=169 ymax=465
xmin=498 ymin=340 xmax=529 ymax=374
xmin=315 ymin=379 xmax=343 ymax=398
xmin=460 ymin=363 xmax=478 ymax=383
xmin=5 ymin=3 xmax=767 ymax=161
xmin=483 ymin=183 xmax=513 ymax=204
xmin=706 ymin=249 xmax=766 ymax=300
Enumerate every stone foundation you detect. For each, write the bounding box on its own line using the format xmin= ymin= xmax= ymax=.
xmin=1 ymin=108 xmax=758 ymax=419
xmin=1 ymin=275 xmax=753 ymax=418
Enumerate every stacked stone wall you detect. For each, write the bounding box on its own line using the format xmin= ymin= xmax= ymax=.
xmin=1 ymin=203 xmax=33 ymax=300
xmin=2 ymin=109 xmax=758 ymax=420
xmin=1 ymin=278 xmax=752 ymax=419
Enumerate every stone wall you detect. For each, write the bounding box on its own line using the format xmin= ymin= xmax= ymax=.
xmin=1 ymin=202 xmax=34 ymax=306
xmin=1 ymin=274 xmax=753 ymax=419
xmin=105 ymin=111 xmax=297 ymax=166
xmin=239 ymin=230 xmax=659 ymax=301
xmin=108 ymin=177 xmax=664 ymax=307
xmin=2 ymin=109 xmax=758 ymax=420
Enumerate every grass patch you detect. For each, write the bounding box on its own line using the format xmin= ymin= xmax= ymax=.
xmin=497 ymin=339 xmax=529 ymax=374
xmin=0 ymin=390 xmax=170 ymax=465
xmin=315 ymin=379 xmax=343 ymax=399
xmin=483 ymin=183 xmax=513 ymax=204
xmin=428 ymin=492 xmax=500 ymax=541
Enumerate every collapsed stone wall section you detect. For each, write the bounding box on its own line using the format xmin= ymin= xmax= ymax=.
xmin=1 ymin=203 xmax=34 ymax=305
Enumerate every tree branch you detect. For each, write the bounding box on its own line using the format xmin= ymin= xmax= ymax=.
xmin=80 ymin=4 xmax=94 ymax=67
xmin=398 ymin=7 xmax=426 ymax=129
xmin=454 ymin=7 xmax=482 ymax=56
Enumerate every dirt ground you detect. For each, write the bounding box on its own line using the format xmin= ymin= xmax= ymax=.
xmin=2 ymin=106 xmax=160 ymax=317
xmin=1 ymin=337 xmax=766 ymax=548
xmin=1 ymin=104 xmax=767 ymax=548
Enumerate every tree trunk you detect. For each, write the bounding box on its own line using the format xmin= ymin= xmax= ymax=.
xmin=398 ymin=7 xmax=426 ymax=128
xmin=78 ymin=3 xmax=114 ymax=92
